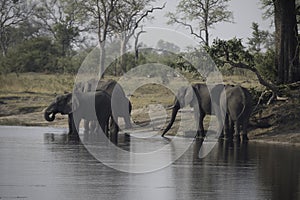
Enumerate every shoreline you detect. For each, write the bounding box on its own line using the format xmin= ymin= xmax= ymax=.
xmin=1 ymin=111 xmax=300 ymax=147
xmin=1 ymin=73 xmax=300 ymax=147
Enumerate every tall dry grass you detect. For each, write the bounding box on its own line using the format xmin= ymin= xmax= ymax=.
xmin=0 ymin=73 xmax=75 ymax=94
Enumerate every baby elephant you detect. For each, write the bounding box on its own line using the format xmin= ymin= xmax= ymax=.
xmin=44 ymin=91 xmax=119 ymax=141
xmin=220 ymin=85 xmax=253 ymax=141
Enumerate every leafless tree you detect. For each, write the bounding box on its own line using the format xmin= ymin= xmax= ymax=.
xmin=167 ymin=0 xmax=233 ymax=47
xmin=111 ymin=0 xmax=166 ymax=72
xmin=0 ymin=0 xmax=35 ymax=56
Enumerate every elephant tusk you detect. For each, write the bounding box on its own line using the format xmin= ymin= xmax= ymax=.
xmin=166 ymin=105 xmax=175 ymax=110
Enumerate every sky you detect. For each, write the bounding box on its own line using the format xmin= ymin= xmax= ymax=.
xmin=144 ymin=0 xmax=274 ymax=47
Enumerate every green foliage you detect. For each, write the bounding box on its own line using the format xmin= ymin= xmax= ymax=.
xmin=208 ymin=38 xmax=254 ymax=66
xmin=156 ymin=40 xmax=180 ymax=53
xmin=209 ymin=37 xmax=276 ymax=82
xmin=260 ymin=0 xmax=274 ymax=20
xmin=0 ymin=37 xmax=83 ymax=74
xmin=253 ymin=49 xmax=276 ymax=82
xmin=2 ymin=37 xmax=59 ymax=74
xmin=53 ymin=22 xmax=80 ymax=56
xmin=248 ymin=22 xmax=273 ymax=53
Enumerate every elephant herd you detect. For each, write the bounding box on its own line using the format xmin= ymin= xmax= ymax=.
xmin=44 ymin=79 xmax=253 ymax=142
xmin=162 ymin=84 xmax=252 ymax=141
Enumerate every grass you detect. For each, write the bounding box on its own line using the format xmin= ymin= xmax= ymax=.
xmin=0 ymin=73 xmax=75 ymax=94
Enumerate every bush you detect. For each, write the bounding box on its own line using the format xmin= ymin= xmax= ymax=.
xmin=254 ymin=49 xmax=276 ymax=83
xmin=2 ymin=37 xmax=59 ymax=73
xmin=0 ymin=36 xmax=87 ymax=74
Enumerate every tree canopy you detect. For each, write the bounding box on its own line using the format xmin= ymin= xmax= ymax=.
xmin=0 ymin=0 xmax=299 ymax=87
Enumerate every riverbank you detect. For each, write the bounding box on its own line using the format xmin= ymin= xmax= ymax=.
xmin=1 ymin=91 xmax=300 ymax=146
xmin=1 ymin=73 xmax=300 ymax=145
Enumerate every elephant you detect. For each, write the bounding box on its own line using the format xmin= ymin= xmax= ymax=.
xmin=75 ymin=79 xmax=132 ymax=133
xmin=44 ymin=90 xmax=119 ymax=141
xmin=161 ymin=83 xmax=225 ymax=138
xmin=220 ymin=85 xmax=253 ymax=141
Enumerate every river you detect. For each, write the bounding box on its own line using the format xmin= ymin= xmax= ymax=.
xmin=0 ymin=126 xmax=299 ymax=200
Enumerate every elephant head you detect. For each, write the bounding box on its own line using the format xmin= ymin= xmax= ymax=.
xmin=162 ymin=86 xmax=196 ymax=137
xmin=44 ymin=93 xmax=80 ymax=122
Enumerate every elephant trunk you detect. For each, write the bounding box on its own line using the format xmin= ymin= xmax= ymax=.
xmin=44 ymin=102 xmax=57 ymax=122
xmin=161 ymin=101 xmax=180 ymax=137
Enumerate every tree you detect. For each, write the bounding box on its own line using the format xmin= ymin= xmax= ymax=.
xmin=82 ymin=0 xmax=118 ymax=78
xmin=4 ymin=37 xmax=60 ymax=74
xmin=247 ymin=22 xmax=273 ymax=53
xmin=156 ymin=39 xmax=180 ymax=53
xmin=0 ymin=0 xmax=34 ymax=56
xmin=247 ymin=22 xmax=276 ymax=82
xmin=34 ymin=0 xmax=85 ymax=57
xmin=111 ymin=0 xmax=165 ymax=72
xmin=273 ymin=0 xmax=300 ymax=83
xmin=261 ymin=0 xmax=300 ymax=83
xmin=167 ymin=0 xmax=233 ymax=47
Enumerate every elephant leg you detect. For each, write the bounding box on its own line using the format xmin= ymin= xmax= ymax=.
xmin=233 ymin=120 xmax=241 ymax=141
xmin=218 ymin=130 xmax=224 ymax=140
xmin=68 ymin=114 xmax=78 ymax=135
xmin=124 ymin=116 xmax=132 ymax=129
xmin=196 ymin=113 xmax=205 ymax=138
xmin=89 ymin=121 xmax=97 ymax=133
xmin=228 ymin=118 xmax=234 ymax=140
xmin=69 ymin=117 xmax=81 ymax=140
xmin=95 ymin=122 xmax=101 ymax=134
xmin=223 ymin=114 xmax=230 ymax=140
xmin=215 ymin=106 xmax=225 ymax=140
xmin=98 ymin=118 xmax=108 ymax=137
xmin=242 ymin=120 xmax=249 ymax=141
xmin=83 ymin=120 xmax=90 ymax=133
xmin=110 ymin=117 xmax=119 ymax=144
xmin=68 ymin=114 xmax=74 ymax=134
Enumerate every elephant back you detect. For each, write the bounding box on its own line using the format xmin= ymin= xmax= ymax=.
xmin=96 ymin=79 xmax=116 ymax=94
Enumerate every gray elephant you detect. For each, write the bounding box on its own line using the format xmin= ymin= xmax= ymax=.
xmin=44 ymin=91 xmax=119 ymax=141
xmin=220 ymin=85 xmax=252 ymax=141
xmin=161 ymin=83 xmax=225 ymax=138
xmin=75 ymin=79 xmax=132 ymax=132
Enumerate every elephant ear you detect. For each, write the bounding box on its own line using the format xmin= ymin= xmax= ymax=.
xmin=184 ymin=86 xmax=194 ymax=106
xmin=71 ymin=93 xmax=80 ymax=112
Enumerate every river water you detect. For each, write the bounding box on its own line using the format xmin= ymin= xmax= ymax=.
xmin=0 ymin=126 xmax=300 ymax=200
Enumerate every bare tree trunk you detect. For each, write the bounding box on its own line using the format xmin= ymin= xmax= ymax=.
xmin=99 ymin=42 xmax=106 ymax=78
xmin=0 ymin=31 xmax=8 ymax=57
xmin=134 ymin=30 xmax=145 ymax=63
xmin=120 ymin=38 xmax=127 ymax=73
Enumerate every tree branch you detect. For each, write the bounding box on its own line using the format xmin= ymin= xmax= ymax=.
xmin=168 ymin=15 xmax=206 ymax=45
xmin=133 ymin=2 xmax=166 ymax=34
xmin=225 ymin=60 xmax=279 ymax=94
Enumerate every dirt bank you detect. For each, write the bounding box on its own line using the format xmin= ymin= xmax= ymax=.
xmin=248 ymin=99 xmax=300 ymax=146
